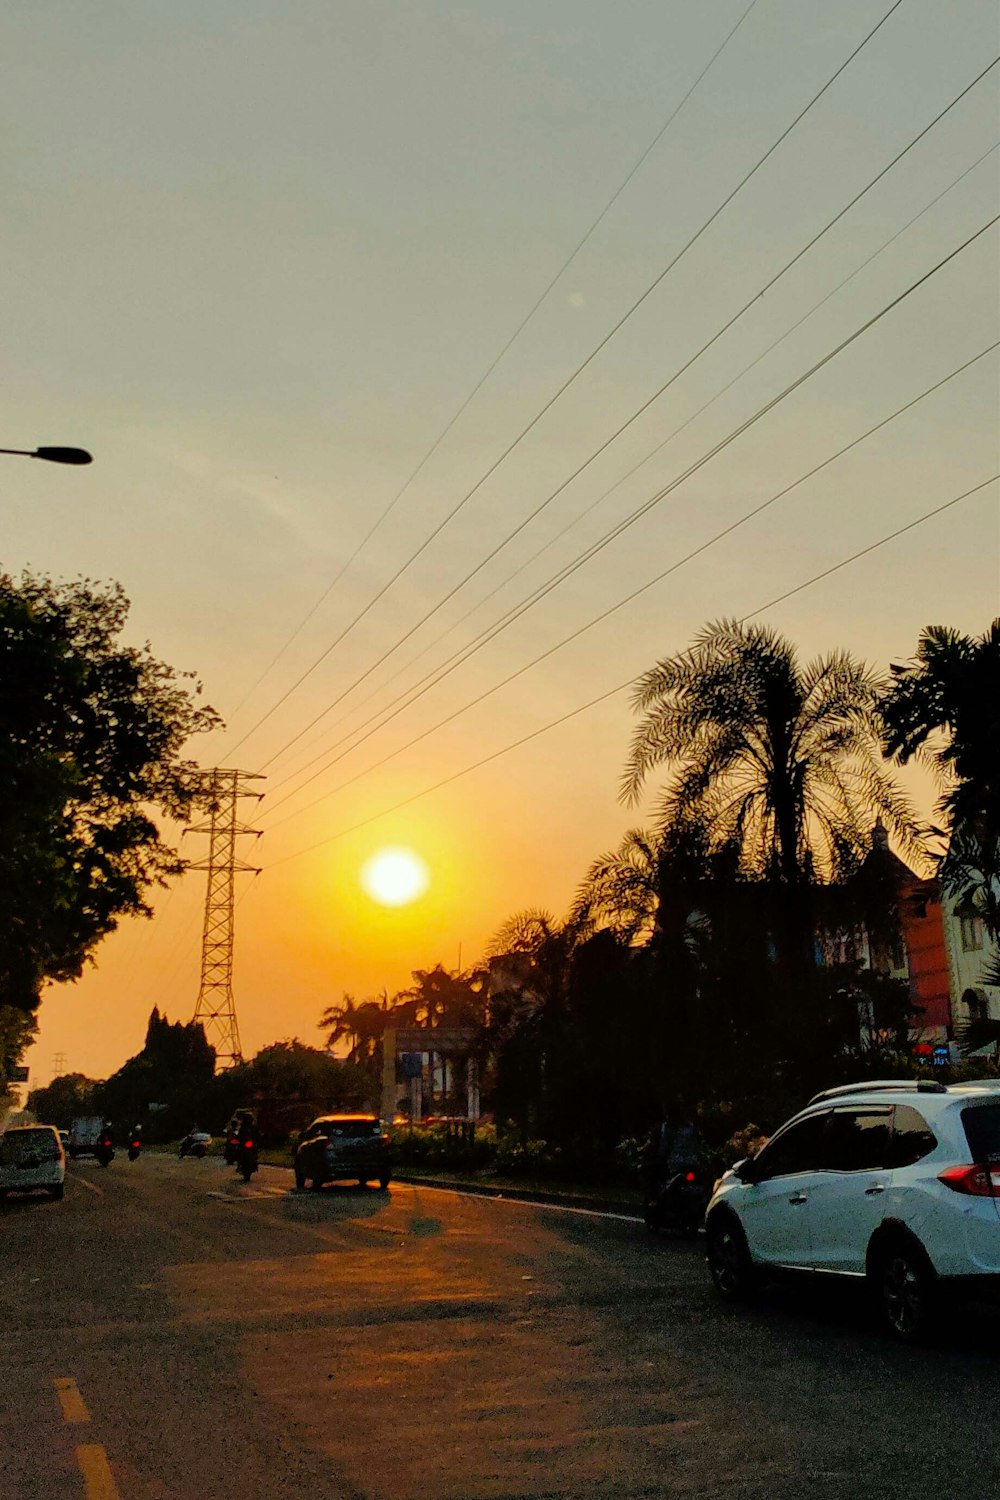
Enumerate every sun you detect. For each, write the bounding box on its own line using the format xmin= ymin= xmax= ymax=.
xmin=360 ymin=846 xmax=429 ymax=908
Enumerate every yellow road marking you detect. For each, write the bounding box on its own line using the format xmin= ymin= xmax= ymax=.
xmin=68 ymin=1172 xmax=104 ymax=1196
xmin=75 ymin=1444 xmax=121 ymax=1500
xmin=54 ymin=1376 xmax=90 ymax=1424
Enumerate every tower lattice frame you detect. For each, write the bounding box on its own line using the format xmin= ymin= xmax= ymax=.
xmin=188 ymin=768 xmax=263 ymax=1069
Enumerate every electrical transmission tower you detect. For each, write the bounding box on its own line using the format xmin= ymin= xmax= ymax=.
xmin=188 ymin=768 xmax=264 ymax=1069
xmin=51 ymin=1053 xmax=68 ymax=1082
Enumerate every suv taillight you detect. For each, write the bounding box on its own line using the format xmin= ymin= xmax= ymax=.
xmin=938 ymin=1163 xmax=1000 ymax=1196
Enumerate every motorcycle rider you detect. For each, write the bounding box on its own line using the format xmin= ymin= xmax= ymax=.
xmin=234 ymin=1109 xmax=258 ymax=1181
xmin=642 ymin=1108 xmax=705 ymax=1231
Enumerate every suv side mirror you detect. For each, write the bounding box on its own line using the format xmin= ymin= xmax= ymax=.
xmin=736 ymin=1157 xmax=761 ymax=1185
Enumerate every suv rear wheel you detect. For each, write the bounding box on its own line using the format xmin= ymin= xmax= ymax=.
xmin=870 ymin=1236 xmax=938 ymax=1343
xmin=706 ymin=1213 xmax=756 ymax=1301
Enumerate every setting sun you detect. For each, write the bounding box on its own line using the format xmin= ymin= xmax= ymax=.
xmin=360 ymin=846 xmax=429 ymax=907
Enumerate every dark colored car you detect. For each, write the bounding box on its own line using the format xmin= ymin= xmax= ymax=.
xmin=294 ymin=1115 xmax=391 ymax=1191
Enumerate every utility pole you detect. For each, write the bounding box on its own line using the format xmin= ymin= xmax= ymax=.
xmin=187 ymin=768 xmax=264 ymax=1070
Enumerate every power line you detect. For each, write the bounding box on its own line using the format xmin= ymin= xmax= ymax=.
xmin=260 ymin=87 xmax=999 ymax=795
xmin=265 ymin=472 xmax=998 ymax=869
xmin=259 ymin=35 xmax=994 ymax=779
xmin=261 ymin=339 xmax=998 ymax=822
xmin=261 ymin=342 xmax=997 ymax=828
xmin=258 ymin=217 xmax=998 ymax=822
xmin=218 ymin=0 xmax=759 ymax=735
xmin=279 ymin=139 xmax=999 ymax=781
xmin=227 ymin=0 xmax=906 ymax=764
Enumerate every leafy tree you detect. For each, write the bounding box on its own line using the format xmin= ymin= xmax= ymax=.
xmin=217 ymin=1040 xmax=374 ymax=1138
xmin=396 ymin=965 xmax=484 ymax=1030
xmin=319 ymin=993 xmax=364 ymax=1059
xmin=882 ymin=620 xmax=1000 ymax=939
xmin=0 ymin=572 xmax=220 ymax=1052
xmin=622 ymin=620 xmax=919 ymax=885
xmin=97 ymin=1008 xmax=215 ymax=1131
xmin=484 ymin=909 xmax=580 ymax=1140
xmin=881 ymin=620 xmax=1000 ymax=839
xmin=0 ymin=1006 xmax=37 ymax=1109
xmin=26 ymin=1071 xmax=98 ymax=1128
xmin=571 ymin=828 xmax=661 ymax=944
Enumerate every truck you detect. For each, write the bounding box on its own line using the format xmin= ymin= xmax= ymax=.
xmin=68 ymin=1117 xmax=104 ymax=1159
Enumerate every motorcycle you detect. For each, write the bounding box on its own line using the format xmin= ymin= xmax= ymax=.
xmin=127 ymin=1134 xmax=142 ymax=1162
xmin=235 ymin=1135 xmax=259 ymax=1184
xmin=179 ymin=1131 xmax=211 ymax=1160
xmin=94 ymin=1134 xmax=115 ymax=1168
xmin=644 ymin=1167 xmax=710 ymax=1237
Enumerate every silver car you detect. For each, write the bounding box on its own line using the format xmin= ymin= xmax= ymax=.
xmin=0 ymin=1125 xmax=66 ymax=1200
xmin=294 ymin=1115 xmax=391 ymax=1191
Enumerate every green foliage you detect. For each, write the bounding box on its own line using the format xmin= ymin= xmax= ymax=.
xmin=96 ymin=1008 xmax=215 ymax=1135
xmin=26 ymin=1071 xmax=98 ymax=1128
xmin=882 ymin=619 xmax=1000 ymax=938
xmin=214 ymin=1040 xmax=375 ymax=1141
xmin=391 ymin=1122 xmax=639 ymax=1186
xmin=0 ymin=571 xmax=220 ymax=1024
xmin=0 ymin=1005 xmax=37 ymax=1104
xmin=623 ymin=619 xmax=920 ymax=884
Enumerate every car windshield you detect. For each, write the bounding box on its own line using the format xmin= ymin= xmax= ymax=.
xmin=962 ymin=1104 xmax=1000 ymax=1162
xmin=0 ymin=1129 xmax=58 ymax=1164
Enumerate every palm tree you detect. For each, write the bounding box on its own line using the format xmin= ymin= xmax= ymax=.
xmin=570 ymin=828 xmax=661 ymax=944
xmin=484 ymin=909 xmax=580 ymax=1138
xmin=622 ymin=619 xmax=920 ymax=885
xmin=882 ymin=620 xmax=1000 ymax=937
xmin=319 ymin=993 xmax=363 ymax=1061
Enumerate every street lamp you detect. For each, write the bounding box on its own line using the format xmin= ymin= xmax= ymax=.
xmin=0 ymin=445 xmax=92 ymax=465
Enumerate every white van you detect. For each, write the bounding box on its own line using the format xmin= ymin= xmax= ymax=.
xmin=0 ymin=1125 xmax=66 ymax=1200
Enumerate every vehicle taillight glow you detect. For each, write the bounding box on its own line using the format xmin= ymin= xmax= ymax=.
xmin=684 ymin=1171 xmax=696 ymax=1182
xmin=938 ymin=1163 xmax=1000 ymax=1196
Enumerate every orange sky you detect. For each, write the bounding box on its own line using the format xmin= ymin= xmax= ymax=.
xmin=3 ymin=0 xmax=997 ymax=1084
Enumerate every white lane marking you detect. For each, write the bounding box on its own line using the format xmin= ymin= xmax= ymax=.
xmin=68 ymin=1173 xmax=104 ymax=1197
xmin=400 ymin=1182 xmax=643 ymax=1224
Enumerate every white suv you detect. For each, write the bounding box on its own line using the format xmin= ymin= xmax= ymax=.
xmin=705 ymin=1080 xmax=1000 ymax=1341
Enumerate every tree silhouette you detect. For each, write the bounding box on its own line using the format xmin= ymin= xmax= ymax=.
xmin=623 ymin=619 xmax=919 ymax=885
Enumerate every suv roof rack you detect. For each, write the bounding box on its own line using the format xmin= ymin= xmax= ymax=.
xmin=808 ymin=1079 xmax=949 ymax=1105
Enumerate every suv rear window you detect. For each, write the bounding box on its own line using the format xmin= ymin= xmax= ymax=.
xmin=962 ymin=1105 xmax=1000 ymax=1162
xmin=326 ymin=1121 xmax=381 ymax=1138
xmin=0 ymin=1129 xmax=59 ymax=1164
xmin=309 ymin=1120 xmax=382 ymax=1139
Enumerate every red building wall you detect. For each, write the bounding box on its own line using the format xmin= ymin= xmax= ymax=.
xmin=901 ymin=880 xmax=952 ymax=1033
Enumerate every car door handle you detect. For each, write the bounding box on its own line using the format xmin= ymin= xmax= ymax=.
xmin=864 ymin=1184 xmax=886 ymax=1196
xmin=787 ymin=1192 xmax=808 ymax=1204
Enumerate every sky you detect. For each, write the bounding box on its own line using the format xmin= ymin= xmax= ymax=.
xmin=2 ymin=0 xmax=998 ymax=1084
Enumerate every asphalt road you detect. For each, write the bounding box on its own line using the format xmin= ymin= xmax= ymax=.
xmin=2 ymin=1155 xmax=999 ymax=1500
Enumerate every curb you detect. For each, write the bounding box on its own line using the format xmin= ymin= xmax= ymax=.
xmin=392 ymin=1171 xmax=643 ymax=1219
